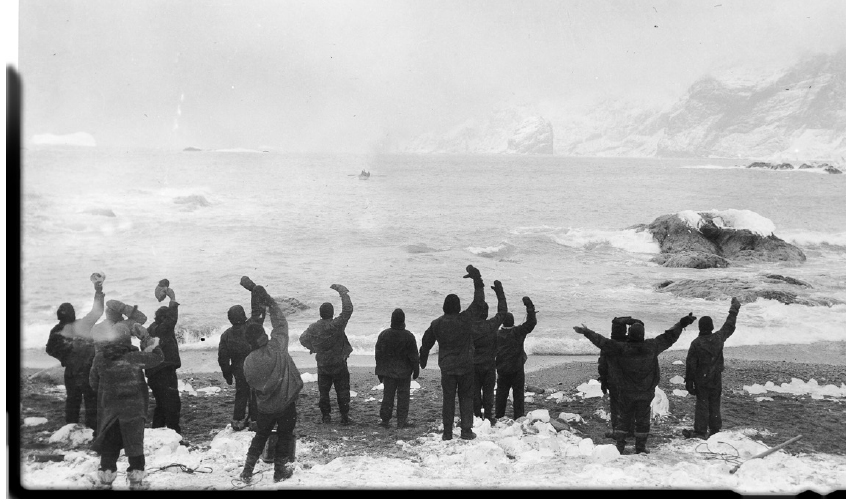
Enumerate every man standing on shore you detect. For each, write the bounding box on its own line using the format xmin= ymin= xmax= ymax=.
xmin=494 ymin=296 xmax=537 ymax=421
xmin=420 ymin=265 xmax=501 ymax=441
xmin=145 ymin=281 xmax=183 ymax=436
xmin=239 ymin=279 xmax=303 ymax=483
xmin=299 ymin=284 xmax=354 ymax=425
xmin=598 ymin=316 xmax=642 ymax=435
xmin=46 ymin=273 xmax=105 ymax=433
xmin=375 ymin=308 xmax=419 ymax=429
xmin=470 ymin=281 xmax=508 ymax=426
xmin=575 ymin=312 xmax=696 ymax=455
xmin=683 ymin=297 xmax=742 ymax=440
xmin=219 ymin=304 xmax=257 ymax=431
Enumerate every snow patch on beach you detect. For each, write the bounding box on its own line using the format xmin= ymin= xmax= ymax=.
xmin=743 ymin=378 xmax=846 ymax=398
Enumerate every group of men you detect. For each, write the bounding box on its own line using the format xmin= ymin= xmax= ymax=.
xmin=574 ymin=296 xmax=741 ymax=454
xmin=46 ymin=275 xmax=182 ymax=489
xmin=45 ymin=265 xmax=743 ymax=488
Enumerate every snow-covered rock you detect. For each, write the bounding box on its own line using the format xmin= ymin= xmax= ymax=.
xmin=301 ymin=372 xmax=318 ymax=383
xmin=578 ymin=438 xmax=595 ymax=456
xmin=672 ymin=360 xmax=684 ymax=365
xmin=23 ymin=417 xmax=49 ymax=427
xmin=673 ymin=389 xmax=689 ymax=397
xmin=527 ymin=409 xmax=550 ymax=422
xmin=755 ymin=397 xmax=774 ymax=402
xmin=594 ymin=409 xmax=610 ymax=421
xmin=177 ymin=380 xmax=197 ymax=396
xmin=371 ymin=383 xmax=384 ymax=391
xmin=748 ymin=378 xmax=846 ymax=398
xmin=558 ymin=412 xmax=584 ymax=424
xmin=48 ymin=424 xmax=92 ymax=446
xmin=592 ymin=444 xmax=621 ymax=462
xmin=576 ymin=379 xmax=604 ymax=399
xmin=195 ymin=386 xmax=221 ymax=395
xmin=670 ymin=375 xmax=685 ymax=385
xmin=744 ymin=384 xmax=768 ymax=394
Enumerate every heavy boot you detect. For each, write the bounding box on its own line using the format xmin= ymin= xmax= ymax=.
xmin=635 ymin=434 xmax=650 ymax=455
xmin=272 ymin=436 xmax=296 ymax=482
xmin=613 ymin=431 xmax=627 ymax=454
xmin=127 ymin=470 xmax=148 ymax=490
xmin=442 ymin=423 xmax=453 ymax=441
xmin=485 ymin=416 xmax=497 ymax=427
xmin=397 ymin=420 xmax=415 ymax=429
xmin=460 ymin=429 xmax=477 ymax=440
xmin=95 ymin=470 xmax=117 ymax=490
xmin=240 ymin=453 xmax=260 ymax=483
xmin=340 ymin=413 xmax=351 ymax=425
xmin=321 ymin=414 xmax=332 ymax=424
xmin=261 ymin=432 xmax=278 ymax=464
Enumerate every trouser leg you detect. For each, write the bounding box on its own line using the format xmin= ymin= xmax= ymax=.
xmin=127 ymin=455 xmax=145 ymax=471
xmin=335 ymin=365 xmax=351 ymax=416
xmin=274 ymin=402 xmax=297 ymax=464
xmin=148 ymin=373 xmax=167 ymax=429
xmin=473 ymin=366 xmax=484 ymax=417
xmin=233 ymin=367 xmax=249 ymax=421
xmin=441 ymin=373 xmax=458 ymax=433
xmin=82 ymin=380 xmax=98 ymax=431
xmin=457 ymin=372 xmax=474 ymax=431
xmin=634 ymin=399 xmax=651 ymax=435
xmin=608 ymin=387 xmax=619 ymax=428
xmin=481 ymin=367 xmax=496 ymax=420
xmin=98 ymin=421 xmax=124 ymax=472
xmin=162 ymin=368 xmax=182 ymax=433
xmin=694 ymin=389 xmax=710 ymax=435
xmin=65 ymin=374 xmax=83 ymax=424
xmin=512 ymin=369 xmax=526 ymax=419
xmin=495 ymin=372 xmax=512 ymax=418
xmin=246 ymin=412 xmax=277 ymax=463
xmin=396 ymin=377 xmax=411 ymax=424
xmin=317 ymin=374 xmax=333 ymax=417
xmin=380 ymin=377 xmax=398 ymax=422
xmin=708 ymin=388 xmax=722 ymax=435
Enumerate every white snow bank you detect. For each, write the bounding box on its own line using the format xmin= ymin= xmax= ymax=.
xmin=195 ymin=386 xmax=221 ymax=395
xmin=576 ymin=379 xmax=604 ymax=399
xmin=744 ymin=378 xmax=846 ymax=398
xmin=673 ymin=390 xmax=689 ymax=397
xmin=677 ymin=209 xmax=777 ymax=237
xmin=23 ymin=417 xmax=49 ymax=427
xmin=670 ymin=375 xmax=685 ymax=385
xmin=301 ymin=372 xmax=318 ymax=383
xmin=48 ymin=424 xmax=92 ymax=446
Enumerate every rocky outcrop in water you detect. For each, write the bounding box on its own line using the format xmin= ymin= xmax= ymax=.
xmin=655 ymin=275 xmax=840 ymax=307
xmin=747 ymin=161 xmax=843 ymax=174
xmin=636 ymin=213 xmax=806 ymax=268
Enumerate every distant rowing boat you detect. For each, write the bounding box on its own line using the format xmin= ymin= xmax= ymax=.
xmin=358 ymin=170 xmax=371 ymax=180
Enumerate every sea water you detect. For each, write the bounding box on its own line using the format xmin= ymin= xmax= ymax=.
xmin=20 ymin=149 xmax=846 ymax=358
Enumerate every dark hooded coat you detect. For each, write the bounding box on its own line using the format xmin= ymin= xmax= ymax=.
xmin=145 ymin=300 xmax=181 ymax=378
xmin=581 ymin=322 xmax=684 ymax=400
xmin=597 ymin=317 xmax=640 ymax=388
xmin=375 ymin=312 xmax=419 ymax=380
xmin=218 ymin=305 xmax=253 ymax=379
xmin=495 ymin=305 xmax=538 ymax=375
xmin=685 ymin=304 xmax=740 ymax=389
xmin=46 ymin=290 xmax=105 ymax=381
xmin=470 ymin=296 xmax=508 ymax=369
xmin=243 ymin=299 xmax=304 ymax=415
xmin=299 ymin=291 xmax=354 ymax=374
xmin=419 ymin=278 xmax=488 ymax=375
xmin=89 ymin=333 xmax=163 ymax=457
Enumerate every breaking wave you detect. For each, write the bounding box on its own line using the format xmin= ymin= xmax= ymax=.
xmin=511 ymin=226 xmax=660 ymax=254
xmin=467 ymin=242 xmax=518 ymax=258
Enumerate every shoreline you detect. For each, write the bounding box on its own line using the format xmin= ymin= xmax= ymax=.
xmin=20 ymin=340 xmax=846 ymax=375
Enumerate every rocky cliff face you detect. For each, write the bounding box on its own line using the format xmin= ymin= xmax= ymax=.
xmin=400 ymin=52 xmax=845 ymax=160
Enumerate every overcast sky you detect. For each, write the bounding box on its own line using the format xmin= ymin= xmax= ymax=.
xmin=16 ymin=0 xmax=846 ymax=152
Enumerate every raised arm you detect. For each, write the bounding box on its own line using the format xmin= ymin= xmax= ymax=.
xmin=489 ymin=280 xmax=508 ymax=326
xmin=75 ymin=287 xmax=106 ymax=337
xmin=573 ymin=325 xmax=622 ymax=354
xmin=654 ymin=313 xmax=697 ymax=354
xmin=461 ymin=265 xmax=486 ymax=319
xmin=266 ymin=298 xmax=290 ymax=349
xmin=330 ymin=284 xmax=353 ymax=330
xmin=158 ymin=288 xmax=180 ymax=334
xmin=513 ymin=297 xmax=538 ymax=340
xmin=715 ymin=297 xmax=741 ymax=343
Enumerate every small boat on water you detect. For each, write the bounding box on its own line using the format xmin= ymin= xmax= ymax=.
xmin=358 ymin=170 xmax=371 ymax=180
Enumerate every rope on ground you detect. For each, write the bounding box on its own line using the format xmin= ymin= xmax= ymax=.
xmin=230 ymin=468 xmax=272 ymax=489
xmin=694 ymin=441 xmax=744 ymax=466
xmin=149 ymin=463 xmax=214 ymax=475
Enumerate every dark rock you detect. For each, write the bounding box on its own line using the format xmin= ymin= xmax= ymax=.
xmin=654 ymin=276 xmax=842 ymax=307
xmin=656 ymin=280 xmax=674 ymax=289
xmin=548 ymin=419 xmax=571 ymax=432
xmin=274 ymin=297 xmax=310 ymax=316
xmin=824 ymin=166 xmax=843 ymax=174
xmin=183 ymin=147 xmax=202 ymax=152
xmin=29 ymin=367 xmax=64 ymax=385
xmin=641 ymin=213 xmax=805 ymax=269
xmin=525 ymin=385 xmax=545 ymax=394
xmin=764 ymin=274 xmax=812 ymax=288
xmin=83 ymin=208 xmax=116 ymax=218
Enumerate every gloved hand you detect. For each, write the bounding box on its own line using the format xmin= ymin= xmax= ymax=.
xmin=131 ymin=322 xmax=148 ymax=339
xmin=573 ymin=325 xmax=589 ymax=335
xmin=522 ymin=296 xmax=535 ymax=312
xmin=330 ymin=283 xmax=349 ymax=294
xmin=463 ymin=264 xmax=481 ymax=280
xmin=378 ymin=375 xmax=384 ymax=384
xmin=600 ymin=381 xmax=608 ymax=396
xmin=419 ymin=354 xmax=428 ymax=370
xmin=412 ymin=368 xmax=420 ymax=380
xmin=143 ymin=337 xmax=160 ymax=353
xmin=240 ymin=276 xmax=256 ymax=291
xmin=731 ymin=297 xmax=741 ymax=310
xmin=686 ymin=381 xmax=697 ymax=397
xmin=491 ymin=280 xmax=504 ymax=295
xmin=223 ymin=372 xmax=233 ymax=386
xmin=679 ymin=312 xmax=697 ymax=328
xmin=155 ymin=279 xmax=170 ymax=302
